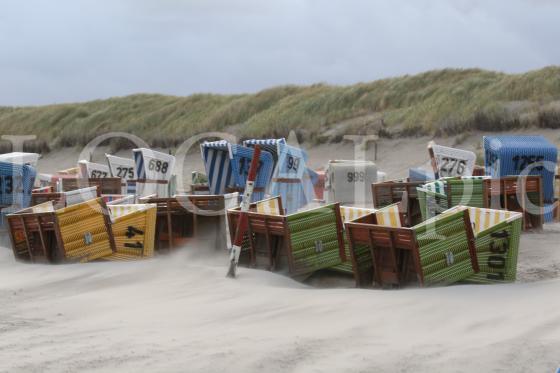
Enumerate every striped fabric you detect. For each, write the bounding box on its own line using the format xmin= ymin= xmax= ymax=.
xmin=107 ymin=203 xmax=157 ymax=258
xmin=57 ymin=166 xmax=80 ymax=175
xmin=55 ymin=198 xmax=113 ymax=263
xmin=133 ymin=149 xmax=145 ymax=180
xmin=200 ymin=141 xmax=274 ymax=202
xmin=256 ymin=196 xmax=282 ymax=215
xmin=375 ymin=203 xmax=401 ymax=228
xmin=200 ymin=141 xmax=232 ymax=195
xmin=554 ymin=166 xmax=560 ymax=199
xmin=484 ymin=135 xmax=558 ymax=202
xmin=31 ymin=201 xmax=55 ymax=213
xmin=108 ymin=204 xmax=153 ymax=220
xmin=412 ymin=209 xmax=477 ymax=285
xmin=243 ymin=138 xmax=287 ymax=146
xmin=466 ymin=207 xmax=515 ymax=235
xmin=0 ymin=161 xmax=37 ymax=208
xmin=243 ymin=138 xmax=286 ymax=166
xmin=417 ymin=177 xmax=488 ymax=220
xmin=268 ymin=143 xmax=314 ymax=213
xmin=64 ymin=187 xmax=98 ymax=206
xmin=422 ymin=180 xmax=446 ymax=194
xmin=445 ymin=205 xmax=523 ymax=284
xmin=286 ymin=204 xmax=344 ymax=276
xmin=106 ymin=195 xmax=136 ymax=205
xmin=127 ymin=180 xmax=170 ymax=198
xmin=339 ymin=206 xmax=376 ymax=223
xmin=33 ymin=186 xmax=52 ymax=193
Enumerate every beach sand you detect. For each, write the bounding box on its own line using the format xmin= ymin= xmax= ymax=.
xmin=1 ymin=133 xmax=559 ymax=372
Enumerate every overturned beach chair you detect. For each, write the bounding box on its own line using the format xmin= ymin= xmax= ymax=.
xmin=227 ymin=201 xmax=346 ymax=277
xmin=7 ymin=198 xmax=115 ymax=263
xmin=444 ymin=206 xmax=523 ymax=284
xmin=345 ymin=205 xmax=478 ymax=288
xmin=201 ymin=140 xmax=274 ymax=202
xmin=139 ymin=193 xmax=239 ymax=250
xmin=417 ymin=176 xmax=543 ymax=230
xmin=99 ymin=203 xmax=157 ymax=261
xmin=372 ymin=179 xmax=425 ymax=226
xmin=329 ymin=206 xmax=377 ymax=275
xmin=31 ymin=186 xmax=99 ymax=208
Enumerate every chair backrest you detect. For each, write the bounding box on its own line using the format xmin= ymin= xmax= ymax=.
xmin=374 ymin=203 xmax=402 ymax=228
xmin=256 ymin=196 xmax=283 ymax=215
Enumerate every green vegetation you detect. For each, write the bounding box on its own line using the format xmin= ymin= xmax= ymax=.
xmin=1 ymin=66 xmax=559 ymax=151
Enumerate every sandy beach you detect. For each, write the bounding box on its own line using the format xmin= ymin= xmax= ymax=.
xmin=1 ymin=133 xmax=560 ymax=373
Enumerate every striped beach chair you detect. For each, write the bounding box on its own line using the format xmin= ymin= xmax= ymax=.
xmin=200 ymin=141 xmax=274 ymax=202
xmin=243 ymin=138 xmax=286 ymax=167
xmin=100 ymin=204 xmax=157 ymax=261
xmin=256 ymin=196 xmax=284 ymax=215
xmin=0 ymin=161 xmax=37 ymax=209
xmin=268 ymin=143 xmax=315 ymax=213
xmin=418 ymin=176 xmax=544 ymax=230
xmin=227 ymin=202 xmax=346 ymax=277
xmin=330 ymin=206 xmax=377 ymax=275
xmin=7 ymin=198 xmax=115 ymax=263
xmin=346 ymin=204 xmax=478 ymax=288
xmin=484 ymin=135 xmax=558 ymax=203
xmin=445 ymin=206 xmax=523 ymax=284
xmin=417 ymin=176 xmax=490 ymax=220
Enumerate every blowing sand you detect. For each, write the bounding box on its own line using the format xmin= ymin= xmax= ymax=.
xmin=1 ymin=134 xmax=560 ymax=372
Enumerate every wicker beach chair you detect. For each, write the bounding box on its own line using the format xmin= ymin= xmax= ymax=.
xmin=345 ymin=205 xmax=478 ymax=288
xmin=443 ymin=206 xmax=523 ymax=284
xmin=417 ymin=176 xmax=543 ymax=230
xmin=99 ymin=203 xmax=157 ymax=261
xmin=372 ymin=179 xmax=425 ymax=226
xmin=484 ymin=135 xmax=557 ymax=203
xmin=201 ymin=140 xmax=274 ymax=202
xmin=227 ymin=200 xmax=346 ymax=277
xmin=7 ymin=198 xmax=115 ymax=263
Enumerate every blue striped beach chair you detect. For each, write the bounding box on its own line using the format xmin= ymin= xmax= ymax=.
xmin=0 ymin=161 xmax=37 ymax=210
xmin=200 ymin=140 xmax=274 ymax=202
xmin=484 ymin=135 xmax=558 ymax=202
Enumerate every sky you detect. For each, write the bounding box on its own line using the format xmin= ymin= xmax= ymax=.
xmin=1 ymin=0 xmax=559 ymax=106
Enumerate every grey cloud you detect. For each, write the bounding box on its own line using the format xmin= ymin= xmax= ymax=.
xmin=0 ymin=0 xmax=559 ymax=105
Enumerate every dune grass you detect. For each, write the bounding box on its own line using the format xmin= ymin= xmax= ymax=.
xmin=0 ymin=66 xmax=559 ymax=151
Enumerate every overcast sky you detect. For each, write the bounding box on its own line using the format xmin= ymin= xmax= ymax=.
xmin=1 ymin=0 xmax=559 ymax=106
